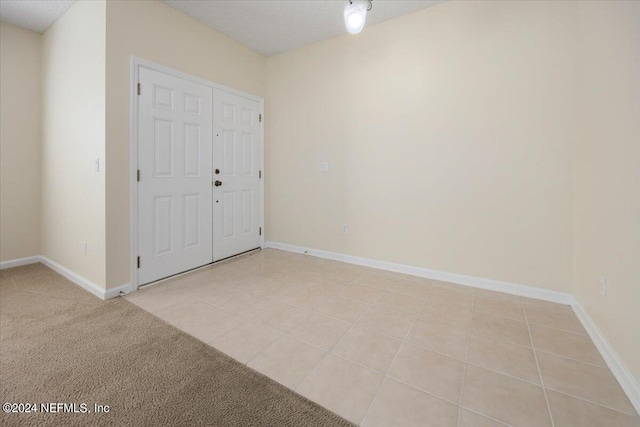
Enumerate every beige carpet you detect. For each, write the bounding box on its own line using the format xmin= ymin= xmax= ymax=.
xmin=0 ymin=263 xmax=355 ymax=427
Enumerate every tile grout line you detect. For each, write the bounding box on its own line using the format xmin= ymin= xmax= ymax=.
xmin=527 ymin=320 xmax=592 ymax=337
xmin=527 ymin=322 xmax=588 ymax=337
xmin=193 ymin=282 xmax=598 ymax=419
xmin=120 ymin=266 xmax=520 ymax=418
xmin=138 ymin=278 xmax=594 ymax=392
xmin=293 ymin=278 xmax=392 ymax=395
xmin=359 ymin=286 xmax=432 ymax=426
xmin=207 ymin=302 xmax=360 ymax=374
xmin=533 ymin=348 xmax=611 ymax=370
xmin=266 ymin=284 xmax=425 ymax=330
xmin=141 ymin=272 xmax=562 ymax=333
xmin=197 ymin=289 xmax=402 ymax=353
xmin=543 ymin=386 xmax=640 ymax=417
xmin=243 ymin=325 xmax=288 ymax=367
xmin=523 ymin=305 xmax=587 ymax=335
xmin=238 ymin=320 xmax=394 ymax=378
xmin=458 ymin=406 xmax=512 ymax=427
xmin=461 ymin=361 xmax=542 ymax=388
xmin=524 ymin=305 xmax=556 ymax=427
xmin=152 ymin=264 xmax=579 ymax=339
xmin=359 ymin=335 xmax=406 ymax=425
xmin=456 ymin=293 xmax=476 ymax=427
xmin=149 ymin=305 xmax=553 ymax=419
xmin=205 ymin=281 xmax=350 ymax=367
xmin=230 ymin=306 xmax=554 ymax=394
xmin=358 ymin=290 xmax=422 ymax=425
xmin=224 ymin=299 xmax=613 ymax=406
xmin=157 ymin=280 xmax=566 ymax=390
xmin=140 ymin=249 xmax=572 ymax=309
xmin=138 ymin=254 xmax=620 ymax=423
xmin=383 ymin=373 xmax=462 ymax=408
xmin=207 ymin=277 xmax=585 ymax=351
xmin=473 ymin=305 xmax=528 ymax=324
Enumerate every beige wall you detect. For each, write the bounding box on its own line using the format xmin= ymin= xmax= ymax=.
xmin=266 ymin=0 xmax=574 ymax=292
xmin=0 ymin=23 xmax=42 ymax=262
xmin=104 ymin=0 xmax=267 ymax=289
xmin=573 ymin=1 xmax=640 ymax=383
xmin=41 ymin=0 xmax=107 ymax=286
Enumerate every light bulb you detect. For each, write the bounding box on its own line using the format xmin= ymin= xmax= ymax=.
xmin=344 ymin=0 xmax=368 ymax=35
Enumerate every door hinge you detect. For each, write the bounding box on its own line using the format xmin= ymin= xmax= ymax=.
xmin=259 ymin=113 xmax=262 ymax=123
xmin=259 ymin=170 xmax=262 ymax=179
xmin=137 ymin=169 xmax=140 ymax=182
xmin=137 ymin=83 xmax=141 ymax=95
xmin=137 ymin=256 xmax=140 ymax=268
xmin=259 ymin=227 xmax=262 ymax=236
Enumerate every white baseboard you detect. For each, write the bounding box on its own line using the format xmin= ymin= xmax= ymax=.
xmin=0 ymin=256 xmax=41 ymax=270
xmin=39 ymin=256 xmax=107 ymax=300
xmin=572 ymin=301 xmax=640 ymax=414
xmin=105 ymin=283 xmax=131 ymax=299
xmin=2 ymin=255 xmax=128 ymax=301
xmin=266 ymin=241 xmax=573 ymax=304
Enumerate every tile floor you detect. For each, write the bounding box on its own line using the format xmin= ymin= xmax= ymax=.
xmin=125 ymin=249 xmax=640 ymax=427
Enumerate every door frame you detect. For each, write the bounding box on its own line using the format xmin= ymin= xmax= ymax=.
xmin=128 ymin=56 xmax=265 ymax=294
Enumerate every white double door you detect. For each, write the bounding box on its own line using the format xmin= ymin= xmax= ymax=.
xmin=138 ymin=67 xmax=261 ymax=286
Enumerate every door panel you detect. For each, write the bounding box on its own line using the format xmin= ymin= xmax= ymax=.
xmin=153 ymin=119 xmax=174 ymax=176
xmin=153 ymin=196 xmax=173 ymax=256
xmin=184 ymin=124 xmax=201 ymax=177
xmin=242 ymin=191 xmax=253 ymax=233
xmin=183 ymin=194 xmax=201 ymax=248
xmin=222 ymin=191 xmax=235 ymax=238
xmin=222 ymin=130 xmax=235 ymax=175
xmin=242 ymin=133 xmax=254 ymax=175
xmin=213 ymin=89 xmax=261 ymax=260
xmin=138 ymin=67 xmax=213 ymax=285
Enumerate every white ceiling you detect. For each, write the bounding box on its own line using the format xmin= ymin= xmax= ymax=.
xmin=0 ymin=0 xmax=444 ymax=56
xmin=0 ymin=0 xmax=76 ymax=33
xmin=162 ymin=1 xmax=445 ymax=56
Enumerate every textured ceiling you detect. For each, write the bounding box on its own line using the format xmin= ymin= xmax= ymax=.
xmin=0 ymin=0 xmax=76 ymax=33
xmin=162 ymin=0 xmax=445 ymax=56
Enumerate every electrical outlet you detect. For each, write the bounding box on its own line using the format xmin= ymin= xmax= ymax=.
xmin=600 ymin=274 xmax=607 ymax=296
xmin=320 ymin=162 xmax=329 ymax=172
xmin=82 ymin=242 xmax=87 ymax=255
xmin=94 ymin=158 xmax=100 ymax=172
xmin=342 ymin=224 xmax=348 ymax=234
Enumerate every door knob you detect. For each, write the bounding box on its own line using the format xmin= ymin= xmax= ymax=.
xmin=214 ymin=180 xmax=222 ymax=187
xmin=215 ymin=168 xmax=220 ymax=174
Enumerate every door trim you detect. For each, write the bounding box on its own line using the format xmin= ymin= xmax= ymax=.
xmin=128 ymin=56 xmax=265 ymax=294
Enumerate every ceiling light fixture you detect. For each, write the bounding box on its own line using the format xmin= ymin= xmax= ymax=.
xmin=344 ymin=0 xmax=372 ymax=35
